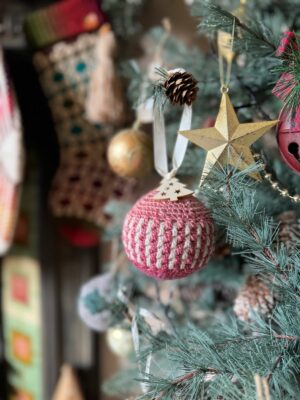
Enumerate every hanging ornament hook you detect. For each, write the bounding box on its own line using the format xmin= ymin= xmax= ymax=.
xmin=218 ymin=17 xmax=236 ymax=91
xmin=153 ymin=69 xmax=196 ymax=180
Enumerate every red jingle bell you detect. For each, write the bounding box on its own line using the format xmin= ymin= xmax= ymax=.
xmin=273 ymin=31 xmax=300 ymax=173
xmin=277 ymin=110 xmax=300 ymax=174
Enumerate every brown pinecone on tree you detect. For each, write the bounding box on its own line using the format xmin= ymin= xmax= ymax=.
xmin=164 ymin=71 xmax=198 ymax=106
xmin=234 ymin=275 xmax=274 ymax=322
xmin=277 ymin=211 xmax=300 ymax=251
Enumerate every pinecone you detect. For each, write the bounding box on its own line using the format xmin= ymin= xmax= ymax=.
xmin=164 ymin=71 xmax=198 ymax=106
xmin=234 ymin=275 xmax=274 ymax=322
xmin=277 ymin=211 xmax=300 ymax=251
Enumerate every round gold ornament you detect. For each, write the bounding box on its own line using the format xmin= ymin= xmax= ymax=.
xmin=107 ymin=129 xmax=153 ymax=178
xmin=106 ymin=327 xmax=133 ymax=357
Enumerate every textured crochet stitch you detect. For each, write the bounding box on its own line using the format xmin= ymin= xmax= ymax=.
xmin=33 ymin=33 xmax=134 ymax=229
xmin=122 ymin=190 xmax=214 ymax=280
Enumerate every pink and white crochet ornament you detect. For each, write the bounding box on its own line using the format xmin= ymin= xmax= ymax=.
xmin=122 ymin=190 xmax=214 ymax=280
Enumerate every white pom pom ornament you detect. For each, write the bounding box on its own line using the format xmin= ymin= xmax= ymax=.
xmin=78 ymin=272 xmax=114 ymax=332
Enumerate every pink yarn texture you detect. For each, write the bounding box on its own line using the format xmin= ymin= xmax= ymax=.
xmin=122 ymin=190 xmax=214 ymax=280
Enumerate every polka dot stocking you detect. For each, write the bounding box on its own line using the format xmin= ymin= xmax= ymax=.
xmin=33 ymin=33 xmax=133 ymax=242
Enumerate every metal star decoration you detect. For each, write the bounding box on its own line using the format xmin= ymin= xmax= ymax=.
xmin=179 ymin=92 xmax=278 ymax=185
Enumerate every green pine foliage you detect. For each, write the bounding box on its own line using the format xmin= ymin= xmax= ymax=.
xmin=136 ymin=167 xmax=300 ymax=399
xmin=99 ymin=1 xmax=300 ymax=398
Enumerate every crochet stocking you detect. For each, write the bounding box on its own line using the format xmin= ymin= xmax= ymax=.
xmin=25 ymin=0 xmax=132 ymax=244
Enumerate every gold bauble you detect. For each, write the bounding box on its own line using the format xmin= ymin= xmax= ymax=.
xmin=106 ymin=327 xmax=133 ymax=357
xmin=107 ymin=129 xmax=153 ymax=178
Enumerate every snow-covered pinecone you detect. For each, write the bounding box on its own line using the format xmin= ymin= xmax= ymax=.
xmin=234 ymin=275 xmax=274 ymax=322
xmin=277 ymin=211 xmax=300 ymax=251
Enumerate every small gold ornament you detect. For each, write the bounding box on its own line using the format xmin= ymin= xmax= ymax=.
xmin=106 ymin=327 xmax=133 ymax=357
xmin=179 ymin=92 xmax=278 ymax=185
xmin=107 ymin=128 xmax=153 ymax=178
xmin=154 ymin=177 xmax=194 ymax=201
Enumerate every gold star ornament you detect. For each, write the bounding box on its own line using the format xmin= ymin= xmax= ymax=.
xmin=179 ymin=92 xmax=278 ymax=185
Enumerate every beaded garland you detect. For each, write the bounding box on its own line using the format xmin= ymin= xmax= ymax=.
xmin=122 ymin=190 xmax=214 ymax=280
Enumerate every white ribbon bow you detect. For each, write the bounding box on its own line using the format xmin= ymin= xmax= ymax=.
xmin=153 ymin=69 xmax=192 ymax=179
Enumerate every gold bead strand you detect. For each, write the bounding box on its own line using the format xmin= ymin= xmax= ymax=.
xmin=253 ymin=153 xmax=300 ymax=203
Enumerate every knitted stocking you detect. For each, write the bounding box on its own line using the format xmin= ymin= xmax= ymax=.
xmin=0 ymin=49 xmax=23 ymax=255
xmin=25 ymin=0 xmax=132 ymax=243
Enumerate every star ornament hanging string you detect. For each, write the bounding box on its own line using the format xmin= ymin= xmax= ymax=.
xmin=178 ymin=19 xmax=278 ymax=186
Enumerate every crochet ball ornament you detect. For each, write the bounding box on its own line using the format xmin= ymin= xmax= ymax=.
xmin=107 ymin=129 xmax=153 ymax=178
xmin=122 ymin=190 xmax=214 ymax=280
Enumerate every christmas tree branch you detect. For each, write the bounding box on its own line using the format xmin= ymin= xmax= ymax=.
xmin=153 ymin=369 xmax=219 ymax=400
xmin=273 ymin=36 xmax=300 ymax=113
xmin=118 ymin=168 xmax=300 ymax=400
xmin=102 ymin=2 xmax=300 ymax=398
xmin=234 ymin=18 xmax=276 ymax=52
xmin=192 ymin=0 xmax=278 ymax=54
xmin=234 ymin=75 xmax=273 ymax=121
xmin=151 ymin=331 xmax=298 ymax=400
xmin=265 ymin=352 xmax=284 ymax=383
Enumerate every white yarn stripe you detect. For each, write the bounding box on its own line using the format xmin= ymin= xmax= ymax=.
xmin=168 ymin=222 xmax=178 ymax=270
xmin=127 ymin=217 xmax=136 ymax=260
xmin=180 ymin=224 xmax=191 ymax=269
xmin=191 ymin=224 xmax=202 ymax=269
xmin=202 ymin=222 xmax=211 ymax=262
xmin=135 ymin=218 xmax=144 ymax=264
xmin=156 ymin=222 xmax=165 ymax=269
xmin=145 ymin=219 xmax=154 ymax=267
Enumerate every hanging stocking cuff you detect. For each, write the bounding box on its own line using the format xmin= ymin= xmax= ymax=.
xmin=24 ymin=0 xmax=107 ymax=49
